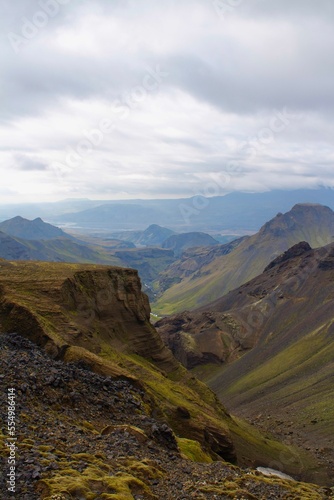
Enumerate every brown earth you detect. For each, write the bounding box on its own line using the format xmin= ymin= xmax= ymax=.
xmin=157 ymin=242 xmax=334 ymax=486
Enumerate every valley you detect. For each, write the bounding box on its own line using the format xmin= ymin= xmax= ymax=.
xmin=1 ymin=192 xmax=334 ymax=498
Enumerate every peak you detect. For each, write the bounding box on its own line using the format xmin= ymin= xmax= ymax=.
xmin=10 ymin=215 xmax=27 ymax=222
xmin=291 ymin=203 xmax=332 ymax=211
xmin=264 ymin=241 xmax=312 ymax=272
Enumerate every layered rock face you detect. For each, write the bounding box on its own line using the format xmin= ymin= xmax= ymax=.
xmin=60 ymin=267 xmax=178 ymax=372
xmin=0 ymin=261 xmax=177 ymax=374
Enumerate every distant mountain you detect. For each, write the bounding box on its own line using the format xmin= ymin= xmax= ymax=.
xmin=0 ymin=220 xmax=175 ymax=288
xmin=156 ymin=241 xmax=334 ymax=484
xmin=0 ymin=231 xmax=32 ymax=260
xmin=0 ymin=231 xmax=121 ymax=265
xmin=111 ymin=224 xmax=176 ymax=247
xmin=162 ymin=232 xmax=219 ymax=257
xmin=55 ymin=203 xmax=169 ymax=233
xmin=40 ymin=187 xmax=334 ymax=234
xmin=154 ymin=203 xmax=334 ymax=314
xmin=0 ymin=216 xmax=71 ymax=240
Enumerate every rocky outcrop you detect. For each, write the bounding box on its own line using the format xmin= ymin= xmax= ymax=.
xmin=264 ymin=241 xmax=312 ymax=271
xmin=156 ymin=311 xmax=252 ymax=369
xmin=0 ymin=261 xmax=178 ymax=374
xmin=60 ymin=267 xmax=179 ymax=372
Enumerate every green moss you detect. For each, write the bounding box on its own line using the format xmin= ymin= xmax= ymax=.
xmin=177 ymin=438 xmax=213 ymax=463
xmin=37 ymin=460 xmax=157 ymax=499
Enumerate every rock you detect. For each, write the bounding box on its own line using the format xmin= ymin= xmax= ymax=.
xmin=256 ymin=467 xmax=295 ymax=481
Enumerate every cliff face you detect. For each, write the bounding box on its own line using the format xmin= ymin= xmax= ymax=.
xmin=60 ymin=268 xmax=178 ymax=372
xmin=0 ymin=261 xmax=177 ymax=374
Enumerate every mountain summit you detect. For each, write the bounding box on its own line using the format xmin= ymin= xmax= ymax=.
xmin=0 ymin=216 xmax=69 ymax=240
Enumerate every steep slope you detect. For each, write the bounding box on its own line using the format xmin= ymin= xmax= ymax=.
xmin=154 ymin=204 xmax=334 ymax=315
xmin=0 ymin=260 xmax=321 ymax=487
xmin=0 ymin=216 xmax=71 ymax=240
xmin=156 ymin=236 xmax=248 ymax=295
xmin=1 ymin=335 xmax=330 ymax=500
xmin=158 ymin=242 xmax=334 ymax=485
xmin=162 ymin=232 xmax=219 ymax=257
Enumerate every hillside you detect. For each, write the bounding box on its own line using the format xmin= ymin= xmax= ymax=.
xmin=156 ymin=236 xmax=248 ymax=295
xmin=111 ymin=224 xmax=176 ymax=247
xmin=154 ymin=204 xmax=334 ymax=315
xmin=0 ymin=216 xmax=72 ymax=240
xmin=157 ymin=242 xmax=334 ymax=486
xmin=0 ymin=231 xmax=121 ymax=265
xmin=1 ymin=334 xmax=330 ymax=499
xmin=0 ymin=259 xmax=327 ymax=497
xmin=162 ymin=232 xmax=219 ymax=257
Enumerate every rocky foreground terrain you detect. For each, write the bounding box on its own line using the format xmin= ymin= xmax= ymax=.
xmin=1 ymin=333 xmax=333 ymax=499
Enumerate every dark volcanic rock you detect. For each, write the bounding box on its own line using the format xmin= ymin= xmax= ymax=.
xmin=0 ymin=334 xmax=329 ymax=499
xmin=264 ymin=241 xmax=312 ymax=271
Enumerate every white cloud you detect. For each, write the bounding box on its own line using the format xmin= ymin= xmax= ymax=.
xmin=0 ymin=0 xmax=333 ymax=202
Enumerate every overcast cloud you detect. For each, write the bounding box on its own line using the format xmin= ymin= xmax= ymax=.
xmin=0 ymin=0 xmax=333 ymax=202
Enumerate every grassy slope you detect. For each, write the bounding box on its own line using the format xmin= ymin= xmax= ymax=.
xmin=154 ymin=205 xmax=334 ymax=315
xmin=0 ymin=260 xmax=320 ymax=482
xmin=187 ymin=245 xmax=334 ymax=485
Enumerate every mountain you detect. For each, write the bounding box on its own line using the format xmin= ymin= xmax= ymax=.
xmin=55 ymin=203 xmax=169 ymax=233
xmin=0 ymin=216 xmax=72 ymax=240
xmin=0 ymin=259 xmax=326 ymax=496
xmin=154 ymin=204 xmax=334 ymax=315
xmin=0 ymin=219 xmax=173 ymax=284
xmin=157 ymin=241 xmax=334 ymax=485
xmin=162 ymin=232 xmax=219 ymax=257
xmin=0 ymin=230 xmax=121 ymax=265
xmin=156 ymin=236 xmax=248 ymax=295
xmin=42 ymin=188 xmax=334 ymax=234
xmin=111 ymin=224 xmax=176 ymax=247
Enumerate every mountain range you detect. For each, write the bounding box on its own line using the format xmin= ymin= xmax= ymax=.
xmin=1 ymin=188 xmax=334 ymax=235
xmin=153 ymin=203 xmax=334 ymax=315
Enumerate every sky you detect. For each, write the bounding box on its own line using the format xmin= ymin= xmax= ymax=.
xmin=1 ymin=0 xmax=334 ymax=202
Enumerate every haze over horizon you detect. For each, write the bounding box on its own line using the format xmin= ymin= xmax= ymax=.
xmin=1 ymin=0 xmax=334 ymax=203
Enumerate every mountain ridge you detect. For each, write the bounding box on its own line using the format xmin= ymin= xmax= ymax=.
xmin=154 ymin=203 xmax=334 ymax=315
xmin=157 ymin=241 xmax=334 ymax=485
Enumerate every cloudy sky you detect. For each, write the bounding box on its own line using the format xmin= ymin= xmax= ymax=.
xmin=1 ymin=0 xmax=334 ymax=202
